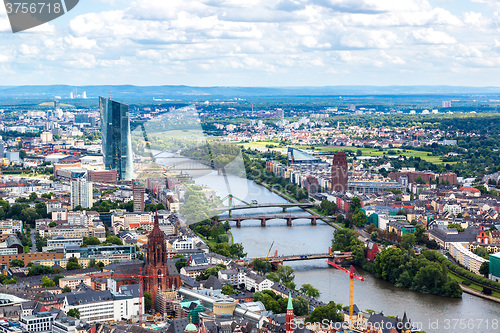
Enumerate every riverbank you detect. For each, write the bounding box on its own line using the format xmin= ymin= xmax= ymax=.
xmin=459 ymin=284 xmax=500 ymax=304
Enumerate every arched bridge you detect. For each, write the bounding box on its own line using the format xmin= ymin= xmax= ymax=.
xmin=216 ymin=203 xmax=314 ymax=216
xmin=238 ymin=252 xmax=354 ymax=267
xmin=218 ymin=214 xmax=332 ymax=227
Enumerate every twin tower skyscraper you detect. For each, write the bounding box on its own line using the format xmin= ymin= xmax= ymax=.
xmin=99 ymin=97 xmax=133 ymax=180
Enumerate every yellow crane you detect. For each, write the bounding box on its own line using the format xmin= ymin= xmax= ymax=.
xmin=326 ymin=260 xmax=364 ymax=331
xmin=265 ymin=241 xmax=275 ymax=260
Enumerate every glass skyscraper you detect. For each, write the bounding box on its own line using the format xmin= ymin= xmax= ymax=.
xmin=100 ymin=97 xmax=133 ymax=180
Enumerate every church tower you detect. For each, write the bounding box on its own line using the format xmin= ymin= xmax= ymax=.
xmin=144 ymin=212 xmax=180 ymax=310
xmin=286 ymin=292 xmax=294 ymax=333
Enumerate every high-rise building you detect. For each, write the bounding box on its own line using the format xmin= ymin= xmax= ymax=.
xmin=71 ymin=177 xmax=93 ymax=209
xmin=133 ymin=181 xmax=145 ymax=212
xmin=144 ymin=213 xmax=181 ymax=312
xmin=331 ymin=151 xmax=348 ymax=192
xmin=100 ymin=97 xmax=133 ymax=180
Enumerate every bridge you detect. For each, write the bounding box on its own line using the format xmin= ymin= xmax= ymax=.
xmin=217 ymin=203 xmax=314 ymax=216
xmin=218 ymin=214 xmax=332 ymax=227
xmin=239 ymin=251 xmax=354 ymax=267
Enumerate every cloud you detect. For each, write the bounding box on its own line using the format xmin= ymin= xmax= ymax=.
xmin=410 ymin=28 xmax=457 ymax=44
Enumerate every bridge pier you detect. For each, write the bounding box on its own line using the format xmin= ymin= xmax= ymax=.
xmin=235 ymin=218 xmax=242 ymax=228
xmin=311 ymin=217 xmax=317 ymax=225
xmin=282 ymin=207 xmax=287 ymax=212
xmin=260 ymin=217 xmax=267 ymax=227
xmin=286 ymin=216 xmax=292 ymax=226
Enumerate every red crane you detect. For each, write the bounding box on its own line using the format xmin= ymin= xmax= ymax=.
xmin=326 ymin=260 xmax=364 ymax=331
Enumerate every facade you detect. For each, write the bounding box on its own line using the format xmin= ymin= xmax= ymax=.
xmin=59 ymin=276 xmax=92 ymax=290
xmin=70 ymin=178 xmax=93 ymax=209
xmin=448 ymin=242 xmax=487 ymax=275
xmin=0 ymin=252 xmax=64 ymax=268
xmin=20 ymin=312 xmax=53 ymax=332
xmin=133 ymin=181 xmax=145 ymax=212
xmin=144 ymin=213 xmax=181 ymax=311
xmin=489 ymin=252 xmax=500 ymax=282
xmin=87 ymin=170 xmax=117 ymax=184
xmin=100 ymin=97 xmax=133 ymax=180
xmin=330 ymin=151 xmax=348 ymax=192
xmin=47 ymin=237 xmax=83 ymax=249
xmin=0 ymin=220 xmax=23 ymax=234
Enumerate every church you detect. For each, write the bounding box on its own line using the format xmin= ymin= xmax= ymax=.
xmin=144 ymin=212 xmax=182 ymax=313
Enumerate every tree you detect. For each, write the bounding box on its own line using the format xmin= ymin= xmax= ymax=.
xmin=83 ymin=236 xmax=101 ymax=246
xmin=19 ymin=149 xmax=27 ymax=159
xmin=104 ymin=235 xmax=123 ymax=245
xmin=336 ymin=214 xmax=344 ymax=225
xmin=292 ymin=296 xmax=309 ymax=316
xmin=299 ymin=283 xmax=320 ymax=298
xmin=230 ymin=243 xmax=246 ymax=259
xmin=20 ymin=208 xmax=39 ymax=226
xmin=49 ymin=221 xmax=57 ymax=228
xmin=352 ymin=211 xmax=368 ymax=226
xmin=474 ymin=247 xmax=489 ymax=260
xmin=401 ymin=234 xmax=416 ymax=250
xmin=221 ymin=284 xmax=236 ymax=295
xmin=480 ymin=262 xmax=489 ymax=278
xmin=62 ymin=286 xmax=72 ymax=293
xmin=35 ymin=202 xmax=48 ymax=218
xmin=305 ymin=301 xmax=343 ymax=323
xmin=67 ymin=309 xmax=80 ymax=319
xmin=475 ymin=185 xmax=487 ymax=195
xmin=144 ymin=292 xmax=152 ymax=312
xmin=253 ymin=259 xmax=272 ymax=274
xmin=175 ymin=257 xmax=188 ymax=271
xmin=10 ymin=259 xmax=24 ymax=267
xmin=41 ymin=276 xmax=55 ymax=287
xmin=66 ymin=257 xmax=82 ymax=270
xmin=370 ymin=231 xmax=379 ymax=241
xmin=53 ymin=274 xmax=63 ymax=285
xmin=29 ymin=192 xmax=38 ymax=201
xmin=349 ymin=197 xmax=362 ymax=213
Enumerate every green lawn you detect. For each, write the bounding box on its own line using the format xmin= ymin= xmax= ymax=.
xmin=447 ymin=271 xmax=500 ymax=298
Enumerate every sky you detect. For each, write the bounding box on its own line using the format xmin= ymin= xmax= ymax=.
xmin=1 ymin=0 xmax=500 ymax=87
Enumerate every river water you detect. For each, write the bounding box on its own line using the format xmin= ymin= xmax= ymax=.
xmin=156 ymin=154 xmax=500 ymax=333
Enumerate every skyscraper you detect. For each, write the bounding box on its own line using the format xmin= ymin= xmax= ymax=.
xmin=100 ymin=97 xmax=133 ymax=180
xmin=133 ymin=181 xmax=145 ymax=212
xmin=331 ymin=151 xmax=348 ymax=192
xmin=71 ymin=177 xmax=93 ymax=209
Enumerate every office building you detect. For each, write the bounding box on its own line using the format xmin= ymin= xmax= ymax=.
xmin=100 ymin=97 xmax=133 ymax=180
xmin=133 ymin=181 xmax=145 ymax=212
xmin=70 ymin=177 xmax=93 ymax=209
xmin=331 ymin=151 xmax=348 ymax=192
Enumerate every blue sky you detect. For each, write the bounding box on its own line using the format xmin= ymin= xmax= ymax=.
xmin=1 ymin=0 xmax=500 ymax=87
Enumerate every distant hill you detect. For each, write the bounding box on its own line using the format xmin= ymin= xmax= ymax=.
xmin=1 ymin=85 xmax=500 ymax=99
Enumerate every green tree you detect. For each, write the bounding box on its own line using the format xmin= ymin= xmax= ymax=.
xmin=144 ymin=292 xmax=152 ymax=312
xmin=253 ymin=259 xmax=272 ymax=274
xmin=305 ymin=301 xmax=343 ymax=323
xmin=230 ymin=243 xmax=246 ymax=259
xmin=401 ymin=233 xmax=417 ymax=250
xmin=53 ymin=274 xmax=63 ymax=285
xmin=292 ymin=296 xmax=309 ymax=316
xmin=41 ymin=276 xmax=56 ymax=287
xmin=29 ymin=192 xmax=38 ymax=201
xmin=221 ymin=284 xmax=236 ymax=295
xmin=175 ymin=257 xmax=188 ymax=271
xmin=20 ymin=207 xmax=39 ymax=226
xmin=10 ymin=259 xmax=24 ymax=267
xmin=475 ymin=185 xmax=487 ymax=195
xmin=299 ymin=283 xmax=320 ymax=298
xmin=352 ymin=211 xmax=368 ymax=226
xmin=49 ymin=221 xmax=57 ymax=228
xmin=67 ymin=309 xmax=80 ymax=319
xmin=104 ymin=235 xmax=123 ymax=245
xmin=83 ymin=236 xmax=101 ymax=246
xmin=479 ymin=261 xmax=489 ymax=278
xmin=474 ymin=247 xmax=489 ymax=260
xmin=66 ymin=257 xmax=82 ymax=270
xmin=62 ymin=286 xmax=72 ymax=293
xmin=349 ymin=197 xmax=362 ymax=213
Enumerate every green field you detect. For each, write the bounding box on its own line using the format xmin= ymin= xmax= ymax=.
xmin=235 ymin=141 xmax=447 ymax=164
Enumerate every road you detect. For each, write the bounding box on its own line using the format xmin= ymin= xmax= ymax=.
xmin=30 ymin=232 xmax=36 ymax=252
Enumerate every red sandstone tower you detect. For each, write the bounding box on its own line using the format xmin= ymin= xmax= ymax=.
xmin=286 ymin=292 xmax=294 ymax=333
xmin=144 ymin=213 xmax=180 ymax=310
xmin=331 ymin=151 xmax=348 ymax=192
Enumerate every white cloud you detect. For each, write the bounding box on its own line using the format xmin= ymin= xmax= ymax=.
xmin=410 ymin=28 xmax=457 ymax=44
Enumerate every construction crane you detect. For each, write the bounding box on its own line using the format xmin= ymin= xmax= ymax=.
xmin=265 ymin=241 xmax=275 ymax=260
xmin=326 ymin=260 xmax=364 ymax=331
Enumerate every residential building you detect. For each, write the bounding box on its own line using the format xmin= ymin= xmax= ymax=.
xmin=449 ymin=242 xmax=488 ymax=275
xmin=70 ymin=177 xmax=93 ymax=209
xmin=20 ymin=312 xmax=53 ymax=332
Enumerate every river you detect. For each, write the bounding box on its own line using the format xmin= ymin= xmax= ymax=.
xmin=156 ymin=154 xmax=500 ymax=333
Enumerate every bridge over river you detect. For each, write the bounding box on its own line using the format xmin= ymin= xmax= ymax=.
xmin=218 ymin=214 xmax=334 ymax=227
